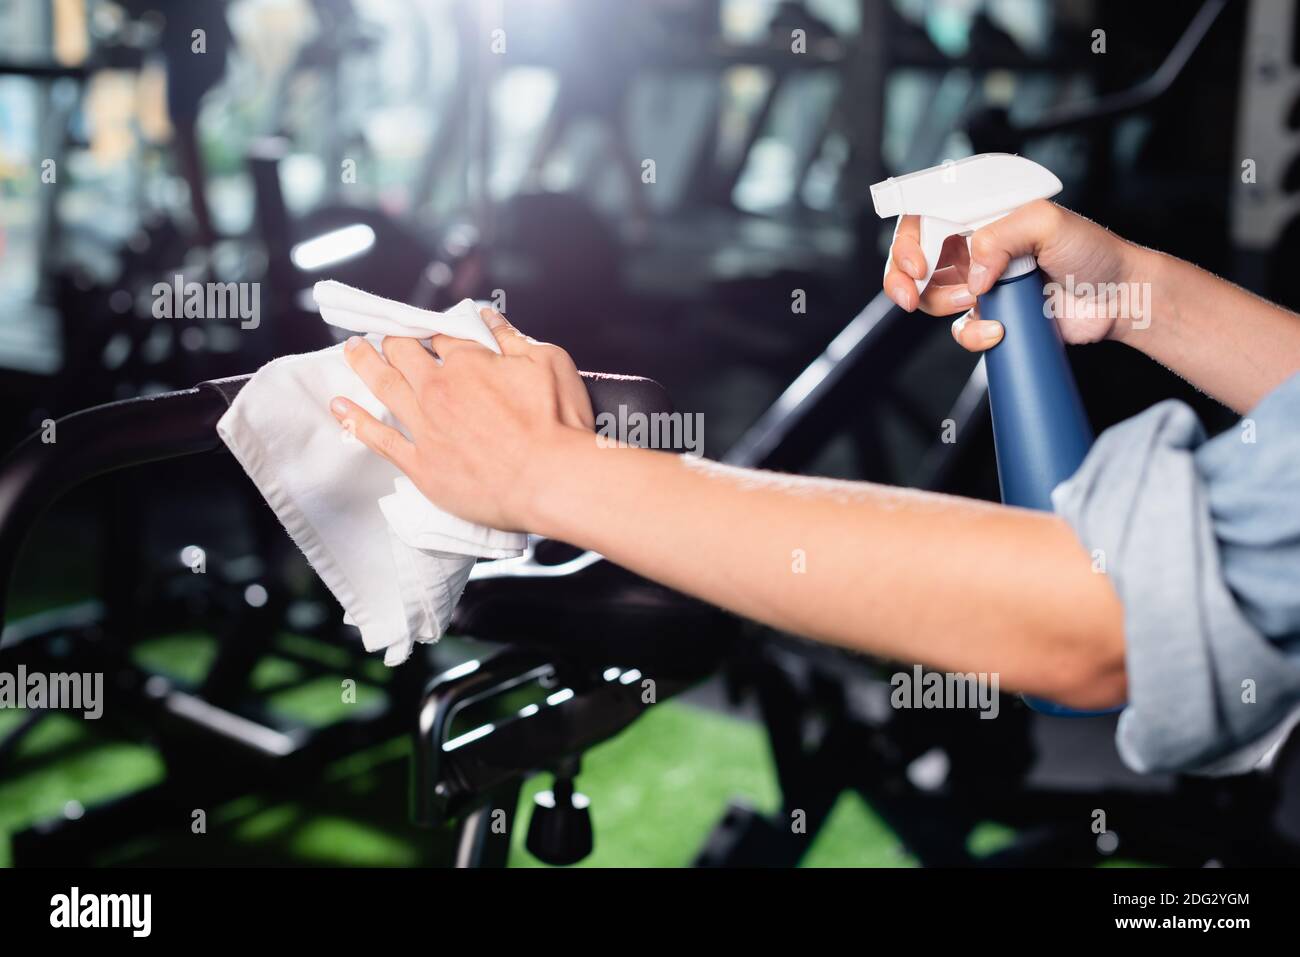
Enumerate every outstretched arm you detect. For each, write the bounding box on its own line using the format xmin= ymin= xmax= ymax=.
xmin=328 ymin=314 xmax=1127 ymax=711
xmin=530 ymin=430 xmax=1127 ymax=709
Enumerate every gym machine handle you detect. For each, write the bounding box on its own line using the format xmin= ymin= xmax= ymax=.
xmin=969 ymin=0 xmax=1228 ymax=147
xmin=0 ymin=370 xmax=673 ymax=631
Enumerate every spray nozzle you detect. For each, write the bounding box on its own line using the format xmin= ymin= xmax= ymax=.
xmin=871 ymin=153 xmax=1062 ymax=293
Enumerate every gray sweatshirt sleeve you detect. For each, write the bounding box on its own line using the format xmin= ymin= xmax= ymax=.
xmin=1050 ymin=372 xmax=1300 ymax=776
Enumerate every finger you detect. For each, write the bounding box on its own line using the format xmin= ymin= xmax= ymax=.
xmin=891 ymin=215 xmax=924 ymax=280
xmin=884 ymin=269 xmax=917 ymax=312
xmin=526 ymin=342 xmax=592 ymax=430
xmin=562 ymin=379 xmax=595 ymax=431
xmin=381 ymin=335 xmax=437 ymax=384
xmin=937 ymin=232 xmax=971 ymax=278
xmin=553 ymin=364 xmax=594 ymax=431
xmin=967 ymin=199 xmax=1060 ymax=296
xmin=557 ymin=366 xmax=595 ymax=431
xmin=342 ymin=336 xmax=423 ymax=425
xmin=428 ymin=333 xmax=490 ymax=360
xmin=329 ymin=396 xmax=417 ymax=470
xmin=883 ymin=215 xmax=921 ymax=311
xmin=561 ymin=395 xmax=594 ymax=431
xmin=930 ymin=263 xmax=964 ymax=285
xmin=919 ymin=281 xmax=976 ymax=317
xmin=475 ymin=308 xmax=593 ymax=428
xmin=894 ymin=213 xmax=919 ymax=245
xmin=480 ymin=307 xmax=534 ymax=356
xmin=949 ymin=307 xmax=1004 ymax=352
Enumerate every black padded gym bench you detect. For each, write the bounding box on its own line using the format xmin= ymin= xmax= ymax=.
xmin=0 ymin=371 xmax=736 ymax=866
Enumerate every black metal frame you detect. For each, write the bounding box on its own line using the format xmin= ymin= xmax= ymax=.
xmin=0 ymin=368 xmax=729 ymax=866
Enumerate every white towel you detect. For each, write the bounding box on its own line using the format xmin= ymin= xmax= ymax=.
xmin=216 ymin=281 xmax=526 ymax=665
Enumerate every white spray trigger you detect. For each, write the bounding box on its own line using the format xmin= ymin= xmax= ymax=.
xmin=872 ymin=154 xmax=1063 ymax=295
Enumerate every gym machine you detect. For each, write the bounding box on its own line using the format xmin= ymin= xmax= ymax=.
xmin=0 ymin=368 xmax=734 ymax=866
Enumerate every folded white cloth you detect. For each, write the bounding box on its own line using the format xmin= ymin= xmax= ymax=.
xmin=313 ymin=280 xmax=500 ymax=349
xmin=216 ymin=281 xmax=526 ymax=665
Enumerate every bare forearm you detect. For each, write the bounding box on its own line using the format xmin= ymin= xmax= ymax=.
xmin=1117 ymin=245 xmax=1300 ymax=412
xmin=529 ymin=433 xmax=1126 ymax=709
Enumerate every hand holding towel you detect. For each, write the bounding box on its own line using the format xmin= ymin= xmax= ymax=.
xmin=216 ymin=281 xmax=526 ymax=664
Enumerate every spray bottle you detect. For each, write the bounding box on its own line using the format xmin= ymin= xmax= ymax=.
xmin=871 ymin=153 xmax=1117 ymax=717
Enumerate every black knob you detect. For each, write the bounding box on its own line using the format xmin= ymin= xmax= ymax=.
xmin=525 ymin=774 xmax=593 ymax=866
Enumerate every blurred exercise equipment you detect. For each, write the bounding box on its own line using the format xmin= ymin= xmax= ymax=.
xmin=0 ymin=367 xmax=734 ymax=866
xmin=696 ymin=0 xmax=1300 ymax=867
xmin=4 ymin=0 xmax=1300 ymax=869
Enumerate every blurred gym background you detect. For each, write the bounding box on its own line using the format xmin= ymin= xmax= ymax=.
xmin=1 ymin=0 xmax=1298 ymax=867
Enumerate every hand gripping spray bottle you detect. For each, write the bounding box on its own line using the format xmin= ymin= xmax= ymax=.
xmin=871 ymin=153 xmax=1117 ymax=717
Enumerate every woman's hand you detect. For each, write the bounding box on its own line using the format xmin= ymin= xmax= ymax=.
xmin=328 ymin=308 xmax=594 ymax=531
xmin=882 ymin=199 xmax=1144 ymax=352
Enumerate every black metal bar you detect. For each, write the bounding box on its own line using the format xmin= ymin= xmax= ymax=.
xmin=723 ymin=289 xmax=903 ymax=468
xmin=1008 ymin=0 xmax=1229 ymax=139
xmin=0 ymin=370 xmax=669 ymax=633
xmin=0 ymin=59 xmax=90 ymax=79
xmin=451 ymin=780 xmax=523 ymax=867
xmin=412 ymin=648 xmax=692 ymax=827
xmin=411 ymin=648 xmax=554 ymax=826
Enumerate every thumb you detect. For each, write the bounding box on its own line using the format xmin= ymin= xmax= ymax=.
xmin=480 ymin=307 xmax=532 ymax=356
xmin=965 ymin=199 xmax=1060 ymax=297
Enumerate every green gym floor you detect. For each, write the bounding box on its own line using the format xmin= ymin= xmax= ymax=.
xmin=0 ymin=496 xmax=924 ymax=867
xmin=0 ymin=623 xmax=1055 ymax=867
xmin=0 ymin=509 xmax=1142 ymax=868
xmin=1 ymin=631 xmax=945 ymax=867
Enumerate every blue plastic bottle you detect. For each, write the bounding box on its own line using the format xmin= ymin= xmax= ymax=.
xmin=980 ymin=271 xmax=1093 ymax=512
xmin=980 ymin=271 xmax=1118 ymax=716
xmin=872 ymin=154 xmax=1121 ymax=717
